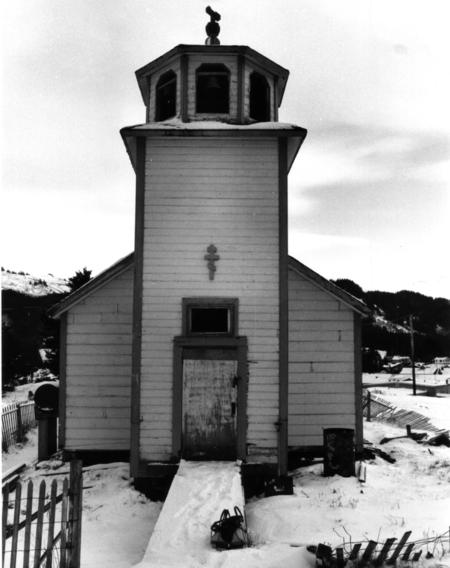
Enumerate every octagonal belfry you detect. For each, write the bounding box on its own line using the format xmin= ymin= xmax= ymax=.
xmin=135 ymin=44 xmax=290 ymax=124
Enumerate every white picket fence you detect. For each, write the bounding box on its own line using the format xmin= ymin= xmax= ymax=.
xmin=2 ymin=401 xmax=37 ymax=452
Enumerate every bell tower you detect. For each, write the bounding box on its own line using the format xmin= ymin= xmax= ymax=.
xmin=121 ymin=9 xmax=307 ymax=478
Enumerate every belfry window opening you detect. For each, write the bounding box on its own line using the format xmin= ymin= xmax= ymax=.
xmin=196 ymin=64 xmax=230 ymax=114
xmin=155 ymin=70 xmax=177 ymax=121
xmin=249 ymin=72 xmax=270 ymax=122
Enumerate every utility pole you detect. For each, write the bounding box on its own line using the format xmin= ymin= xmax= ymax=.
xmin=409 ymin=314 xmax=416 ymax=395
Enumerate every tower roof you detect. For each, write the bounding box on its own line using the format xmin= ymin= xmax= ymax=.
xmin=135 ymin=44 xmax=290 ymax=108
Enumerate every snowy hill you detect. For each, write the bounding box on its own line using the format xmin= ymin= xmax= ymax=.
xmin=1 ymin=268 xmax=69 ymax=296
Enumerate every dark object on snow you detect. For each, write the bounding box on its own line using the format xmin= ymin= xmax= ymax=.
xmin=34 ymin=383 xmax=59 ymax=418
xmin=380 ymin=425 xmax=427 ymax=445
xmin=372 ymin=447 xmax=396 ymax=463
xmin=363 ymin=445 xmax=396 ymax=463
xmin=426 ymin=431 xmax=450 ymax=447
xmin=323 ymin=428 xmax=355 ymax=477
xmin=34 ymin=383 xmax=59 ymax=461
xmin=210 ymin=506 xmax=249 ymax=549
xmin=264 ymin=475 xmax=293 ymax=496
xmin=382 ymin=361 xmax=403 ymax=374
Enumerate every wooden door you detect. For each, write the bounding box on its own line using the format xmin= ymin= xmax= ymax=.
xmin=182 ymin=349 xmax=238 ymax=459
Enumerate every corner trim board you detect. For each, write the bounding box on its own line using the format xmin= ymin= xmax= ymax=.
xmin=278 ymin=137 xmax=289 ymax=476
xmin=58 ymin=313 xmax=67 ymax=449
xmin=354 ymin=313 xmax=363 ymax=452
xmin=130 ymin=137 xmax=146 ymax=476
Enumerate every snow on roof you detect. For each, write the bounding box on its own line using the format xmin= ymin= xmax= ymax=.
xmin=127 ymin=119 xmax=305 ymax=132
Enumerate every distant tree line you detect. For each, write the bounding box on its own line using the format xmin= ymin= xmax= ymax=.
xmin=333 ymin=279 xmax=450 ymax=362
xmin=2 ymin=271 xmax=449 ymax=390
xmin=1 ymin=268 xmax=92 ymax=390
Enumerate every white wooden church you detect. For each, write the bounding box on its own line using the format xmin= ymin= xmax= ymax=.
xmin=50 ymin=15 xmax=369 ymax=481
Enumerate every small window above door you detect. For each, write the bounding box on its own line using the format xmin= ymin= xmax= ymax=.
xmin=183 ymin=298 xmax=238 ymax=336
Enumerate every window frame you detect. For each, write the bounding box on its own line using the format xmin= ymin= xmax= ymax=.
xmin=249 ymin=71 xmax=271 ymax=122
xmin=155 ymin=70 xmax=177 ymax=122
xmin=182 ymin=298 xmax=239 ymax=337
xmin=195 ymin=63 xmax=230 ymax=115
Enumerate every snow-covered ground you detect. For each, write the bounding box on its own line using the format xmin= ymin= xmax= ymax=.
xmin=1 ymin=268 xmax=69 ymax=295
xmin=2 ymin=378 xmax=58 ymax=408
xmin=364 ymin=365 xmax=450 ymax=387
xmin=2 ymin=386 xmax=450 ymax=568
xmin=368 ymin=387 xmax=450 ymax=431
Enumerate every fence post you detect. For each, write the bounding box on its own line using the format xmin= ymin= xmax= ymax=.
xmin=68 ymin=460 xmax=83 ymax=568
xmin=367 ymin=391 xmax=371 ymax=422
xmin=16 ymin=403 xmax=24 ymax=443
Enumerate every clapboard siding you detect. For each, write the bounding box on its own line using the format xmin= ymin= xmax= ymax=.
xmin=139 ymin=137 xmax=279 ymax=462
xmin=288 ymin=267 xmax=357 ymax=447
xmin=65 ymin=266 xmax=133 ymax=451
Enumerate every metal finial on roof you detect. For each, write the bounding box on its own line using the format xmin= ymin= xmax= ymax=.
xmin=205 ymin=6 xmax=221 ymax=45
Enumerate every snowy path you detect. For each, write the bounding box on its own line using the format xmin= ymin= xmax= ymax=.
xmin=136 ymin=460 xmax=245 ymax=568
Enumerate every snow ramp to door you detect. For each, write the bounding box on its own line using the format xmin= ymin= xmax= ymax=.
xmin=135 ymin=460 xmax=245 ymax=568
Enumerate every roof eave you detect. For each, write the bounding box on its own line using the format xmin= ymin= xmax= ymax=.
xmin=120 ymin=124 xmax=307 ymax=172
xmin=288 ymin=256 xmax=371 ymax=316
xmin=48 ymin=253 xmax=135 ymax=318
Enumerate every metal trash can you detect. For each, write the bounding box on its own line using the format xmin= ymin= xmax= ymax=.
xmin=323 ymin=428 xmax=355 ymax=477
xmin=34 ymin=384 xmax=59 ymax=460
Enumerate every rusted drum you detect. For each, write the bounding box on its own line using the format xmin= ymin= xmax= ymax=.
xmin=323 ymin=428 xmax=355 ymax=477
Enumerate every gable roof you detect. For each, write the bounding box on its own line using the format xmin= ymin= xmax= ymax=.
xmin=48 ymin=253 xmax=134 ymax=318
xmin=49 ymin=252 xmax=370 ymax=318
xmin=288 ymin=256 xmax=370 ymax=316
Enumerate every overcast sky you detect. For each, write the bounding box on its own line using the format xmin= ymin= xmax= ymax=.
xmin=2 ymin=0 xmax=449 ymax=298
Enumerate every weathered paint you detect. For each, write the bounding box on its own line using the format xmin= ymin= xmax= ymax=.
xmin=138 ymin=137 xmax=280 ymax=463
xmin=288 ymin=266 xmax=358 ymax=448
xmin=182 ymin=358 xmax=237 ymax=459
xmin=64 ymin=266 xmax=133 ymax=450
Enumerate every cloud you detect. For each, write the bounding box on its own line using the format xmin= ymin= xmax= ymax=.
xmin=310 ymin=121 xmax=450 ymax=168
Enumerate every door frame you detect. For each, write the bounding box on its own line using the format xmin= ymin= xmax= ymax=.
xmin=172 ymin=335 xmax=248 ymax=460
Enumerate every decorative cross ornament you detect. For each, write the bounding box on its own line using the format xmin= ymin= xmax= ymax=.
xmin=204 ymin=244 xmax=220 ymax=280
xmin=205 ymin=6 xmax=221 ymax=45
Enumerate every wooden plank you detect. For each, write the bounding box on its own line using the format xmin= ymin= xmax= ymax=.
xmin=59 ymin=478 xmax=69 ymax=568
xmin=67 ymin=344 xmax=131 ymax=355
xmin=348 ymin=543 xmax=362 ymax=560
xmin=290 ymin=341 xmax=355 ymax=353
xmin=66 ymin=396 xmax=130 ymax=408
xmin=289 ymin=362 xmax=355 ymax=374
xmin=289 ymin=393 xmax=355 ymax=405
xmin=23 ymin=481 xmax=34 ymax=568
xmin=130 ymin=137 xmax=146 ymax=477
xmin=290 ymin=352 xmax=355 ymax=363
xmin=402 ymin=543 xmax=414 ymax=561
xmin=289 ymin=383 xmax=355 ymax=396
xmin=45 ymin=480 xmax=58 ymax=568
xmin=33 ymin=481 xmax=46 ymax=568
xmin=336 ymin=547 xmax=344 ymax=568
xmin=388 ymin=531 xmax=412 ymax=563
xmin=2 ymin=485 xmax=9 ymax=565
xmin=69 ymin=460 xmax=83 ymax=568
xmin=361 ymin=540 xmax=377 ymax=561
xmin=376 ymin=537 xmax=396 ymax=564
xmin=10 ymin=482 xmax=21 ymax=568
